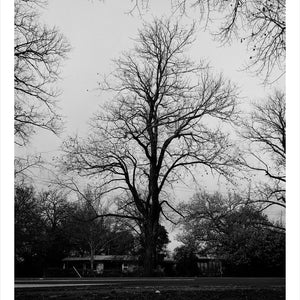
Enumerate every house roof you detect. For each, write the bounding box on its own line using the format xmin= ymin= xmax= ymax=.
xmin=62 ymin=255 xmax=138 ymax=262
xmin=195 ymin=255 xmax=222 ymax=261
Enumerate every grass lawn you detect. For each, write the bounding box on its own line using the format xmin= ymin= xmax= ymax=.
xmin=15 ymin=286 xmax=285 ymax=299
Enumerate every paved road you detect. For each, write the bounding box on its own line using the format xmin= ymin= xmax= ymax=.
xmin=15 ymin=277 xmax=285 ymax=290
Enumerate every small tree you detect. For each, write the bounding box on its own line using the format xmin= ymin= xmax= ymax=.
xmin=38 ymin=189 xmax=71 ymax=231
xmin=69 ymin=188 xmax=112 ymax=270
xmin=62 ymin=18 xmax=237 ymax=275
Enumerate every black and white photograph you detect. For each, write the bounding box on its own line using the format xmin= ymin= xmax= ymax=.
xmin=0 ymin=0 xmax=299 ymax=299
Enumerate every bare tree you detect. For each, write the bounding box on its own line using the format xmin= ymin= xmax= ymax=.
xmin=38 ymin=189 xmax=72 ymax=231
xmin=239 ymin=90 xmax=285 ymax=209
xmin=71 ymin=189 xmax=112 ymax=271
xmin=14 ymin=154 xmax=43 ymax=184
xmin=177 ymin=191 xmax=285 ymax=275
xmin=130 ymin=0 xmax=285 ymax=83
xmin=14 ymin=0 xmax=70 ymax=146
xmin=61 ymin=18 xmax=238 ymax=275
xmin=51 ymin=178 xmax=133 ymax=270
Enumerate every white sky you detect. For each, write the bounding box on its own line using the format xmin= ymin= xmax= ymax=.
xmin=28 ymin=0 xmax=283 ymax=153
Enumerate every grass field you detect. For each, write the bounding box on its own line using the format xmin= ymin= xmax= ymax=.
xmin=15 ymin=287 xmax=285 ymax=300
xmin=15 ymin=277 xmax=285 ymax=300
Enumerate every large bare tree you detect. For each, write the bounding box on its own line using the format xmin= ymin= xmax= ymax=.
xmin=239 ymin=90 xmax=285 ymax=210
xmin=61 ymin=18 xmax=238 ymax=275
xmin=14 ymin=0 xmax=70 ymax=147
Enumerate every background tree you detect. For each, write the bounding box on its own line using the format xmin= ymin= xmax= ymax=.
xmin=14 ymin=0 xmax=70 ymax=146
xmin=178 ymin=191 xmax=285 ymax=276
xmin=37 ymin=189 xmax=75 ymax=268
xmin=51 ymin=178 xmax=138 ymax=255
xmin=14 ymin=155 xmax=44 ymax=184
xmin=130 ymin=0 xmax=285 ymax=83
xmin=15 ymin=184 xmax=137 ymax=276
xmin=61 ymin=18 xmax=238 ymax=275
xmin=67 ymin=187 xmax=112 ymax=271
xmin=15 ymin=186 xmax=74 ymax=276
xmin=15 ymin=185 xmax=46 ymax=276
xmin=104 ymin=224 xmax=136 ymax=256
xmin=239 ymin=90 xmax=285 ymax=211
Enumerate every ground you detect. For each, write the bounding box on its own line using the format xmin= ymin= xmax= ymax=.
xmin=15 ymin=277 xmax=285 ymax=300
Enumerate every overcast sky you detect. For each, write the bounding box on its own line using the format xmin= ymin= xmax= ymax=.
xmin=27 ymin=0 xmax=284 ymax=152
xmin=16 ymin=0 xmax=285 ymax=250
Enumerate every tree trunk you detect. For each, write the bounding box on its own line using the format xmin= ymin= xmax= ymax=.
xmin=144 ymin=239 xmax=155 ymax=276
xmin=143 ymin=221 xmax=158 ymax=276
